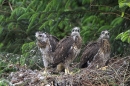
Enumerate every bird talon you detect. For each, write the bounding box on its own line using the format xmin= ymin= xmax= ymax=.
xmin=98 ymin=66 xmax=108 ymax=70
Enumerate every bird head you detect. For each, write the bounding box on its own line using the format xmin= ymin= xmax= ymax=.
xmin=99 ymin=30 xmax=110 ymax=39
xmin=35 ymin=31 xmax=49 ymax=42
xmin=71 ymin=27 xmax=80 ymax=36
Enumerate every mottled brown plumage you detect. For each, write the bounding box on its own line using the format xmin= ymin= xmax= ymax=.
xmin=47 ymin=33 xmax=59 ymax=52
xmin=35 ymin=31 xmax=59 ymax=74
xmin=79 ymin=30 xmax=110 ymax=69
xmin=87 ymin=38 xmax=110 ymax=69
xmin=79 ymin=41 xmax=100 ymax=68
xmin=52 ymin=27 xmax=82 ymax=74
xmin=53 ymin=36 xmax=82 ymax=64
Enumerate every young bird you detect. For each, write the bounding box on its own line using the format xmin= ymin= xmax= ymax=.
xmin=35 ymin=31 xmax=58 ymax=74
xmin=79 ymin=30 xmax=110 ymax=69
xmin=52 ymin=27 xmax=82 ymax=74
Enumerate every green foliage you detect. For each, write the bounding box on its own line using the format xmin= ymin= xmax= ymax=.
xmin=110 ymin=17 xmax=123 ymax=27
xmin=118 ymin=0 xmax=130 ymax=17
xmin=0 ymin=79 xmax=9 ymax=86
xmin=0 ymin=52 xmax=19 ymax=77
xmin=116 ymin=30 xmax=130 ymax=43
xmin=21 ymin=41 xmax=43 ymax=69
xmin=118 ymin=0 xmax=130 ymax=8
xmin=0 ymin=78 xmax=14 ymax=86
xmin=22 ymin=42 xmax=35 ymax=54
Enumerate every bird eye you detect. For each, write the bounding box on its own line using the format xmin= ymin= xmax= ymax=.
xmin=107 ymin=33 xmax=109 ymax=35
xmin=39 ymin=35 xmax=42 ymax=37
xmin=75 ymin=30 xmax=79 ymax=32
xmin=101 ymin=31 xmax=104 ymax=34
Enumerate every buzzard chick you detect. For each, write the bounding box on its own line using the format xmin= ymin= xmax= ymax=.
xmin=79 ymin=30 xmax=110 ymax=69
xmin=35 ymin=31 xmax=58 ymax=74
xmin=52 ymin=27 xmax=82 ymax=74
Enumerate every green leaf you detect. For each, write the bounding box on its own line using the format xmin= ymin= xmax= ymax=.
xmin=22 ymin=0 xmax=26 ymax=5
xmin=118 ymin=0 xmax=130 ymax=8
xmin=65 ymin=0 xmax=71 ymax=10
xmin=44 ymin=1 xmax=52 ymax=11
xmin=119 ymin=2 xmax=126 ymax=8
xmin=124 ymin=29 xmax=130 ymax=34
xmin=0 ymin=0 xmax=4 ymax=4
xmin=17 ymin=12 xmax=33 ymax=21
xmin=49 ymin=20 xmax=54 ymax=26
xmin=0 ymin=15 xmax=4 ymax=22
xmin=21 ymin=42 xmax=35 ymax=54
xmin=39 ymin=14 xmax=45 ymax=23
xmin=10 ymin=7 xmax=26 ymax=19
xmin=58 ymin=21 xmax=64 ymax=29
xmin=53 ymin=0 xmax=60 ymax=11
xmin=0 ymin=43 xmax=3 ymax=48
xmin=82 ymin=0 xmax=90 ymax=5
xmin=126 ymin=3 xmax=130 ymax=7
xmin=116 ymin=33 xmax=123 ymax=39
xmin=127 ymin=37 xmax=130 ymax=43
xmin=16 ymin=7 xmax=26 ymax=16
xmin=7 ymin=23 xmax=15 ymax=29
xmin=39 ymin=21 xmax=49 ymax=30
xmin=20 ymin=56 xmax=26 ymax=66
xmin=121 ymin=35 xmax=128 ymax=42
xmin=98 ymin=25 xmax=111 ymax=32
xmin=48 ymin=13 xmax=54 ymax=19
xmin=82 ymin=15 xmax=97 ymax=25
xmin=36 ymin=1 xmax=43 ymax=11
xmin=111 ymin=17 xmax=123 ymax=26
xmin=121 ymin=12 xmax=124 ymax=17
xmin=26 ymin=0 xmax=37 ymax=11
xmin=27 ymin=13 xmax=39 ymax=32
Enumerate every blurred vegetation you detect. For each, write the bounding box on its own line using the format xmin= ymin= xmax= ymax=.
xmin=0 ymin=0 xmax=130 ymax=77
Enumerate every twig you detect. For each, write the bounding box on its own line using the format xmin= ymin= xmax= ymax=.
xmin=125 ymin=75 xmax=130 ymax=83
xmin=122 ymin=62 xmax=129 ymax=86
xmin=34 ymin=62 xmax=43 ymax=70
xmin=8 ymin=1 xmax=13 ymax=11
xmin=109 ymin=65 xmax=121 ymax=82
xmin=90 ymin=4 xmax=130 ymax=18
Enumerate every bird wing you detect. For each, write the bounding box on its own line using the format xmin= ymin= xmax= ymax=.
xmin=53 ymin=36 xmax=74 ymax=65
xmin=79 ymin=41 xmax=100 ymax=68
xmin=49 ymin=35 xmax=59 ymax=52
xmin=87 ymin=52 xmax=101 ymax=69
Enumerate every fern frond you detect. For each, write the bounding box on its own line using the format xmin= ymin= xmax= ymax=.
xmin=27 ymin=13 xmax=39 ymax=32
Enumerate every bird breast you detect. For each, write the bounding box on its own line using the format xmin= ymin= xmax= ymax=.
xmin=71 ymin=45 xmax=81 ymax=57
xmin=40 ymin=44 xmax=51 ymax=55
